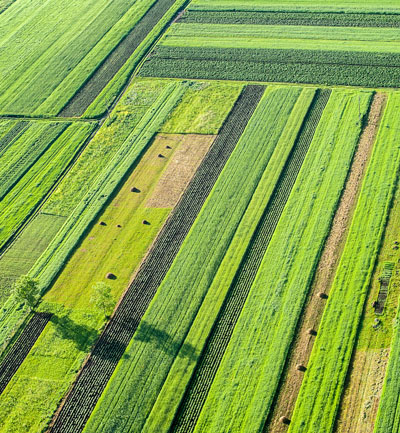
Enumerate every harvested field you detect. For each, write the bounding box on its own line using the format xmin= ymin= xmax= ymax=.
xmin=47 ymin=85 xmax=265 ymax=433
xmin=266 ymin=92 xmax=387 ymax=432
xmin=146 ymin=134 xmax=215 ymax=208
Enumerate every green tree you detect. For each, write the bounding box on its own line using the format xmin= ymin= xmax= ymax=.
xmin=90 ymin=282 xmax=115 ymax=318
xmin=13 ymin=275 xmax=40 ymax=311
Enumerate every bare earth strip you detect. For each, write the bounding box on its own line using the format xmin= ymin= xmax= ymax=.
xmin=266 ymin=92 xmax=387 ymax=433
xmin=146 ymin=134 xmax=215 ymax=208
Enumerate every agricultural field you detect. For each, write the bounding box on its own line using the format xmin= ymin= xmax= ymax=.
xmin=2 ymin=1 xmax=400 ymax=433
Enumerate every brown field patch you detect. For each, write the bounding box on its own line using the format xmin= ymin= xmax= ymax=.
xmin=146 ymin=134 xmax=215 ymax=208
xmin=265 ymin=92 xmax=387 ymax=433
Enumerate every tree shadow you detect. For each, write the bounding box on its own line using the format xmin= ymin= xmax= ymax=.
xmin=134 ymin=320 xmax=198 ymax=363
xmin=52 ymin=314 xmax=98 ymax=352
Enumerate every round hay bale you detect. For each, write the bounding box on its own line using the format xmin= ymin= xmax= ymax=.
xmin=317 ymin=292 xmax=328 ymax=299
xmin=307 ymin=328 xmax=317 ymax=336
xmin=296 ymin=364 xmax=307 ymax=372
xmin=116 ymin=224 xmax=122 ymax=228
xmin=106 ymin=273 xmax=116 ymax=280
xmin=166 ymin=145 xmax=172 ymax=149
xmin=131 ymin=187 xmax=140 ymax=193
xmin=279 ymin=416 xmax=291 ymax=425
xmin=99 ymin=221 xmax=107 ymax=226
xmin=142 ymin=220 xmax=150 ymax=225
xmin=158 ymin=153 xmax=165 ymax=158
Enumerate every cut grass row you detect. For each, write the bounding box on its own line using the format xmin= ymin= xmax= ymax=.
xmin=191 ymin=89 xmax=372 ymax=433
xmin=81 ymin=85 xmax=307 ymax=433
xmin=47 ymin=85 xmax=264 ymax=433
xmin=146 ymin=87 xmax=323 ymax=433
xmin=288 ymin=92 xmax=400 ymax=433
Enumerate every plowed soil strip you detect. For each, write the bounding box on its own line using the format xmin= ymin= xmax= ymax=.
xmin=47 ymin=85 xmax=265 ymax=433
xmin=265 ymin=92 xmax=387 ymax=433
xmin=0 ymin=312 xmax=52 ymax=395
xmin=58 ymin=0 xmax=177 ymax=117
xmin=170 ymin=88 xmax=331 ymax=433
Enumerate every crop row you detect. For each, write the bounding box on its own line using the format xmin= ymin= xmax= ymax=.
xmin=180 ymin=10 xmax=400 ymax=27
xmin=0 ymin=122 xmax=94 ymax=252
xmin=47 ymin=85 xmax=265 ymax=433
xmin=190 ymin=89 xmax=372 ymax=433
xmin=188 ymin=0 xmax=400 ymax=14
xmin=59 ymin=0 xmax=179 ymax=117
xmin=288 ymin=92 xmax=400 ymax=433
xmin=165 ymin=88 xmax=328 ymax=433
xmin=0 ymin=120 xmax=29 ymax=155
xmin=80 ymin=85 xmax=306 ymax=433
xmin=0 ymin=122 xmax=68 ymax=201
xmin=0 ymin=312 xmax=52 ymax=395
xmin=139 ymin=46 xmax=400 ymax=87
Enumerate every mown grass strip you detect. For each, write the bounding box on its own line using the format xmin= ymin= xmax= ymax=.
xmin=374 ymin=302 xmax=400 ymax=432
xmin=192 ymin=89 xmax=372 ymax=433
xmin=163 ymin=88 xmax=328 ymax=433
xmin=288 ymin=92 xmax=400 ymax=433
xmin=82 ymin=85 xmax=302 ymax=433
xmin=47 ymin=85 xmax=265 ymax=433
xmin=179 ymin=10 xmax=400 ymax=27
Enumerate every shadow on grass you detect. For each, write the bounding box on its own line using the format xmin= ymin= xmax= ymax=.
xmin=52 ymin=315 xmax=98 ymax=352
xmin=134 ymin=320 xmax=198 ymax=362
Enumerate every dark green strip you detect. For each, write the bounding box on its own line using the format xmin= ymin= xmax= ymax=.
xmin=180 ymin=10 xmax=400 ymax=27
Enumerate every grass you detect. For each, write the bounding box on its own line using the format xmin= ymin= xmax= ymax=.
xmin=81 ymin=86 xmax=307 ymax=433
xmin=161 ymin=81 xmax=243 ymax=134
xmin=0 ymin=129 xmax=194 ymax=433
xmin=192 ymin=89 xmax=371 ymax=433
xmin=288 ymin=92 xmax=400 ymax=433
xmin=188 ymin=0 xmax=400 ymax=13
xmin=141 ymin=87 xmax=316 ymax=433
xmin=0 ymin=0 xmax=168 ymax=116
xmin=0 ymin=213 xmax=66 ymax=308
xmin=0 ymin=122 xmax=94 ymax=250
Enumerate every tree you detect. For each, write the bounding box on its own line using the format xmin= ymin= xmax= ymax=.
xmin=90 ymin=282 xmax=115 ymax=318
xmin=13 ymin=275 xmax=40 ymax=311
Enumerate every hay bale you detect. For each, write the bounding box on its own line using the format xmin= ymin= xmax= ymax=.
xmin=166 ymin=145 xmax=172 ymax=149
xmin=317 ymin=292 xmax=328 ymax=299
xmin=296 ymin=364 xmax=307 ymax=372
xmin=131 ymin=187 xmax=140 ymax=193
xmin=307 ymin=328 xmax=317 ymax=336
xmin=106 ymin=273 xmax=116 ymax=280
xmin=158 ymin=153 xmax=165 ymax=158
xmin=279 ymin=416 xmax=291 ymax=425
xmin=116 ymin=224 xmax=122 ymax=228
xmin=99 ymin=221 xmax=107 ymax=226
xmin=142 ymin=220 xmax=150 ymax=225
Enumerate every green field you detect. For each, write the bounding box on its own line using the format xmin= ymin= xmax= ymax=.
xmin=2 ymin=2 xmax=400 ymax=433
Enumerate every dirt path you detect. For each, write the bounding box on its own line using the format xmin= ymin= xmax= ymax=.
xmin=266 ymin=92 xmax=387 ymax=433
